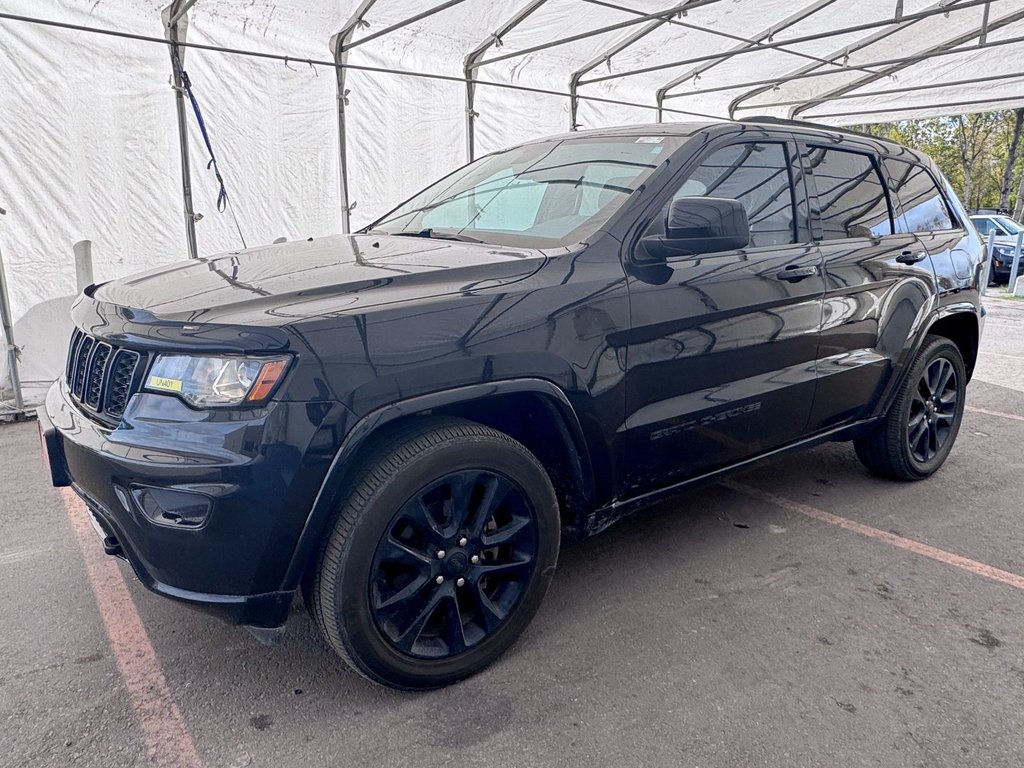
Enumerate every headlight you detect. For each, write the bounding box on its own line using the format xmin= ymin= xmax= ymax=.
xmin=144 ymin=354 xmax=290 ymax=407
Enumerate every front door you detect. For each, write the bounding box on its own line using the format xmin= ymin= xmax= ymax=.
xmin=622 ymin=138 xmax=824 ymax=498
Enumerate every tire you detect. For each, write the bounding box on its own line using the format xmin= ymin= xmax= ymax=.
xmin=310 ymin=416 xmax=560 ymax=690
xmin=854 ymin=335 xmax=967 ymax=481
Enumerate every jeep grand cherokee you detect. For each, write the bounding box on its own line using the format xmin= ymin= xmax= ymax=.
xmin=40 ymin=119 xmax=985 ymax=689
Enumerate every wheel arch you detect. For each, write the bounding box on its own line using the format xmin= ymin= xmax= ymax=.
xmin=926 ymin=306 xmax=980 ymax=382
xmin=281 ymin=379 xmax=595 ymax=593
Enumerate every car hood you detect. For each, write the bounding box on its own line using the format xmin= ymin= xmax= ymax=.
xmin=92 ymin=234 xmax=547 ymax=325
xmin=989 ymin=235 xmax=1022 ymax=249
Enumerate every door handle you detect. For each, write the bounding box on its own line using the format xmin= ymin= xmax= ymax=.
xmin=776 ymin=264 xmax=818 ymax=282
xmin=896 ymin=250 xmax=927 ymax=265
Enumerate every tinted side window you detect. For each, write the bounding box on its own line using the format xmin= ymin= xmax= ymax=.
xmin=883 ymin=159 xmax=955 ymax=233
xmin=670 ymin=142 xmax=796 ymax=247
xmin=807 ymin=147 xmax=892 ymax=239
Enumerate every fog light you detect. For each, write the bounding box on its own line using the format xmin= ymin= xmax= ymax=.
xmin=130 ymin=485 xmax=213 ymax=529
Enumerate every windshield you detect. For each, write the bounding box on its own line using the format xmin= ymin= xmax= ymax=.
xmin=995 ymin=216 xmax=1024 ymax=235
xmin=366 ymin=136 xmax=686 ymax=248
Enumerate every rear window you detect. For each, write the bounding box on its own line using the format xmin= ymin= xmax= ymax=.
xmin=807 ymin=147 xmax=893 ymax=240
xmin=883 ymin=159 xmax=956 ymax=233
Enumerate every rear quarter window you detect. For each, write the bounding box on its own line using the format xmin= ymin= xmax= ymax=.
xmin=882 ymin=159 xmax=957 ymax=233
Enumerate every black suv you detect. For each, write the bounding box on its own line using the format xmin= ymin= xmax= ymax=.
xmin=40 ymin=120 xmax=984 ymax=689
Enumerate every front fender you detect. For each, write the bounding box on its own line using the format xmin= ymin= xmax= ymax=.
xmin=278 ymin=378 xmax=593 ymax=592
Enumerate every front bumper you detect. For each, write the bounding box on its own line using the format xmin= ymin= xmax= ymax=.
xmin=39 ymin=379 xmax=339 ymax=627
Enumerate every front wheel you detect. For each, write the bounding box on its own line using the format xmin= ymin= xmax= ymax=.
xmin=854 ymin=335 xmax=967 ymax=480
xmin=311 ymin=417 xmax=560 ymax=690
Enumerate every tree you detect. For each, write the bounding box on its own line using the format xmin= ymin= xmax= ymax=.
xmin=952 ymin=113 xmax=1003 ymax=208
xmin=999 ymin=109 xmax=1024 ymax=213
xmin=853 ymin=111 xmax=1022 ymax=214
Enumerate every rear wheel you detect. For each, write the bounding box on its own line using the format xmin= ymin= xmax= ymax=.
xmin=854 ymin=335 xmax=966 ymax=480
xmin=311 ymin=417 xmax=559 ymax=690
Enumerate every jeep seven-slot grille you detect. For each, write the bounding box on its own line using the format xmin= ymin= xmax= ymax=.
xmin=65 ymin=329 xmax=143 ymax=420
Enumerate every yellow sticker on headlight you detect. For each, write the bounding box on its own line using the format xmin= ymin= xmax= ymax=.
xmin=147 ymin=375 xmax=183 ymax=393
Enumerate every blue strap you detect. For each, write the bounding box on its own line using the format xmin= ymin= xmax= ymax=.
xmin=173 ymin=48 xmax=230 ymax=213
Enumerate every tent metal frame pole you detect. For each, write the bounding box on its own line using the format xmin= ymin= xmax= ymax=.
xmin=569 ymin=3 xmax=697 ymax=131
xmin=651 ymin=31 xmax=1024 ymax=103
xmin=469 ymin=0 xmax=726 ymax=71
xmin=654 ymin=0 xmax=839 ymax=112
xmin=464 ymin=0 xmax=548 ymax=161
xmin=583 ymin=0 xmax=875 ymax=77
xmin=745 ymin=68 xmax=1024 ymax=108
xmin=167 ymin=0 xmax=199 ymax=26
xmin=803 ymin=93 xmax=1024 ymax=121
xmin=164 ymin=1 xmax=199 ymax=260
xmin=0 ymin=11 xmax=723 ymax=122
xmin=580 ymin=0 xmax=1000 ymax=87
xmin=728 ymin=0 xmax=954 ymax=118
xmin=0 ymin=215 xmax=25 ymax=414
xmin=330 ymin=0 xmax=378 ymax=235
xmin=791 ymin=5 xmax=1024 ymax=117
xmin=344 ymin=0 xmax=470 ymax=52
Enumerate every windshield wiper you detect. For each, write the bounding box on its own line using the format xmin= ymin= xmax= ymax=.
xmin=390 ymin=228 xmax=483 ymax=243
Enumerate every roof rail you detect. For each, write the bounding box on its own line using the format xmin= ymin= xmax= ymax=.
xmin=739 ymin=115 xmax=884 ymax=142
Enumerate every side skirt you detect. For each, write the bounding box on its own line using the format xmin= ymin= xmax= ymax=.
xmin=584 ymin=417 xmax=880 ymax=537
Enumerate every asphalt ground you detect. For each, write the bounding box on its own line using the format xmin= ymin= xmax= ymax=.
xmin=3 ymin=294 xmax=1024 ymax=768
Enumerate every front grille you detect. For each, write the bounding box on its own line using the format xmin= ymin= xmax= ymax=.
xmin=105 ymin=350 xmax=141 ymax=418
xmin=65 ymin=330 xmax=144 ymax=421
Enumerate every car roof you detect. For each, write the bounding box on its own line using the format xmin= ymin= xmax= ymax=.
xmin=523 ymin=119 xmax=931 ymax=164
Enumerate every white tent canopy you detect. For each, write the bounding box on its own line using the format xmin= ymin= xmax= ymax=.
xmin=2 ymin=0 xmax=1024 ymax=405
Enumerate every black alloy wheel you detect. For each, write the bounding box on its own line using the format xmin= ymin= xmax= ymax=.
xmin=310 ymin=417 xmax=559 ymax=690
xmin=854 ymin=334 xmax=967 ymax=481
xmin=907 ymin=356 xmax=959 ymax=463
xmin=368 ymin=469 xmax=538 ymax=659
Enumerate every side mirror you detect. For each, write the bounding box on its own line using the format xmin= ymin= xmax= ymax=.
xmin=665 ymin=196 xmax=750 ymax=253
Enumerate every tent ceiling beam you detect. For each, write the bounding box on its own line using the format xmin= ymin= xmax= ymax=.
xmin=469 ymin=0 xmax=726 ymax=71
xmin=654 ymin=0 xmax=841 ymax=111
xmin=570 ymin=18 xmax=671 ymax=130
xmin=585 ymin=0 xmax=878 ymax=77
xmin=728 ymin=0 xmax=968 ymax=118
xmin=791 ymin=4 xmax=1024 ymax=117
xmin=166 ymin=0 xmax=200 ymax=28
xmin=654 ymin=31 xmax=1024 ymax=103
xmin=579 ymin=0 xmax=1001 ymax=87
xmin=567 ymin=1 xmax=713 ymax=131
xmin=464 ymin=0 xmax=549 ymax=161
xmin=809 ymin=92 xmax=1024 ymax=120
xmin=749 ymin=68 xmax=1024 ymax=108
xmin=343 ymin=0 xmax=471 ymax=52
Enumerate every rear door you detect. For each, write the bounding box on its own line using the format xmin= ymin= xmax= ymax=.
xmin=883 ymin=157 xmax=973 ymax=296
xmin=799 ymin=141 xmax=935 ymax=431
xmin=621 ymin=135 xmax=824 ymax=497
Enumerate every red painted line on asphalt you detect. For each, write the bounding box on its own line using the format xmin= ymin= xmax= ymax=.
xmin=966 ymin=405 xmax=1024 ymax=423
xmin=60 ymin=489 xmax=204 ymax=768
xmin=722 ymin=480 xmax=1024 ymax=591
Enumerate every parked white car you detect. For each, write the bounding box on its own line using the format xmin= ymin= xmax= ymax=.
xmin=970 ymin=214 xmax=1024 ymax=283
